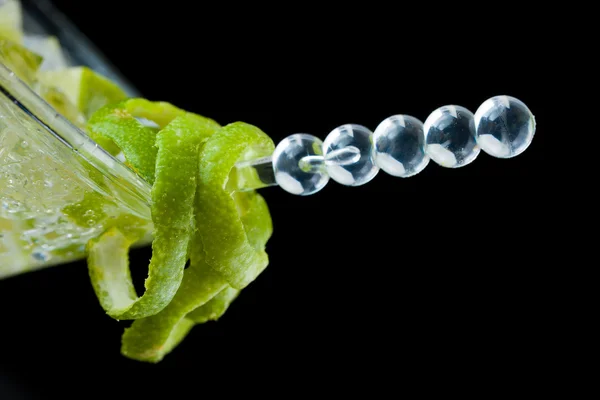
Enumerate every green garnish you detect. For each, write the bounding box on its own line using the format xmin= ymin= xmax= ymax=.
xmin=0 ymin=36 xmax=42 ymax=84
xmin=196 ymin=123 xmax=274 ymax=289
xmin=122 ymin=165 xmax=272 ymax=362
xmin=87 ymin=108 xmax=220 ymax=320
xmin=0 ymin=2 xmax=274 ymax=361
xmin=86 ymin=101 xmax=274 ymax=360
xmin=37 ymin=66 xmax=127 ymax=119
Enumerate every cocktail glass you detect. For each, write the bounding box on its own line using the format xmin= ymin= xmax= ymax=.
xmin=0 ymin=0 xmax=153 ymax=278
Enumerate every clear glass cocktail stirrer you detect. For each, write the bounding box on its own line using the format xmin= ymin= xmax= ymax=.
xmin=229 ymin=95 xmax=536 ymax=194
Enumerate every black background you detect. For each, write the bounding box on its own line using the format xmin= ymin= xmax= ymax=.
xmin=1 ymin=1 xmax=559 ymax=397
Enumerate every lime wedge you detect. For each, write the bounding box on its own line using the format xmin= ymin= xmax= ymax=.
xmin=37 ymin=66 xmax=127 ymax=119
xmin=0 ymin=37 xmax=42 ymax=84
xmin=34 ymin=84 xmax=87 ymax=128
xmin=0 ymin=0 xmax=23 ymax=44
xmin=22 ymin=34 xmax=68 ymax=71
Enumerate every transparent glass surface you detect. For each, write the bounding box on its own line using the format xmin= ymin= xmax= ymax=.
xmin=0 ymin=0 xmax=152 ymax=278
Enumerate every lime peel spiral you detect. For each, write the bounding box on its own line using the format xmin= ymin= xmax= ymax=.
xmin=86 ymin=99 xmax=274 ymax=362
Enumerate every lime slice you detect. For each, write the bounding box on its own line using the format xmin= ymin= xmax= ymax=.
xmin=34 ymin=84 xmax=87 ymax=128
xmin=37 ymin=66 xmax=127 ymax=119
xmin=0 ymin=0 xmax=23 ymax=44
xmin=22 ymin=34 xmax=68 ymax=71
xmin=0 ymin=37 xmax=42 ymax=84
xmin=87 ymin=112 xmax=220 ymax=320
